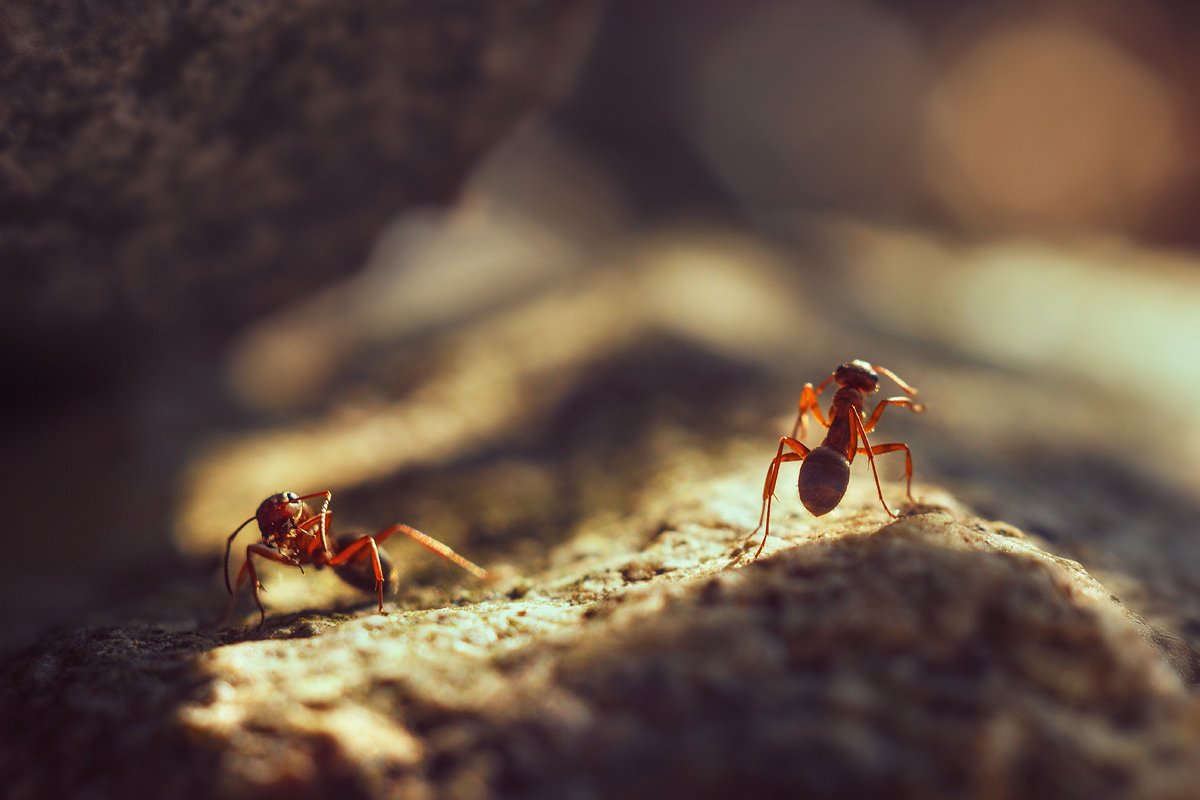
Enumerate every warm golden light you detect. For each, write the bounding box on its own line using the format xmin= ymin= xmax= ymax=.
xmin=925 ymin=19 xmax=1182 ymax=234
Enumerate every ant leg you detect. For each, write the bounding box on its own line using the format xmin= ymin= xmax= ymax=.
xmin=856 ymin=442 xmax=915 ymax=502
xmin=297 ymin=490 xmax=333 ymax=558
xmin=752 ymin=450 xmax=803 ymax=534
xmin=223 ymin=516 xmax=256 ymax=595
xmin=222 ymin=560 xmax=258 ymax=625
xmin=862 ymin=396 xmax=925 ymax=433
xmin=298 ymin=509 xmax=336 ymax=563
xmin=790 ymin=380 xmax=833 ymax=439
xmin=871 ymin=365 xmax=920 ymax=397
xmin=371 ymin=524 xmax=489 ymax=580
xmin=328 ymin=536 xmax=388 ymax=612
xmin=329 ymin=524 xmax=487 ymax=613
xmin=752 ymin=439 xmax=805 ymax=532
xmin=225 ymin=543 xmax=301 ymax=625
xmin=850 ymin=412 xmax=897 ymax=519
xmin=750 ymin=436 xmax=811 ymax=558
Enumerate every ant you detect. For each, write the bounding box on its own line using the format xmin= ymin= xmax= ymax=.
xmin=748 ymin=360 xmax=925 ymax=558
xmin=223 ymin=490 xmax=489 ymax=624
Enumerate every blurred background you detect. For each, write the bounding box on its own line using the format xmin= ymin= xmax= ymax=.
xmin=6 ymin=0 xmax=1200 ymax=644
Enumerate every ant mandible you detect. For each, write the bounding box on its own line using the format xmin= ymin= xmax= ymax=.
xmin=748 ymin=360 xmax=925 ymax=558
xmin=223 ymin=490 xmax=489 ymax=624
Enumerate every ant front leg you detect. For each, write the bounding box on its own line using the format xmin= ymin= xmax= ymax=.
xmin=296 ymin=490 xmax=333 ymax=558
xmin=862 ymin=396 xmax=925 ymax=434
xmin=856 ymin=442 xmax=916 ymax=503
xmin=298 ymin=508 xmax=335 ymax=564
xmin=791 ymin=379 xmax=833 ymax=439
xmin=225 ymin=543 xmax=302 ymax=626
xmin=750 ymin=436 xmax=811 ymax=558
xmin=849 ymin=412 xmax=897 ymax=519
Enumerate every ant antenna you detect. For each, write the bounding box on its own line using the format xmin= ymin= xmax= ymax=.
xmin=224 ymin=517 xmax=257 ymax=595
xmin=874 ymin=364 xmax=919 ymax=397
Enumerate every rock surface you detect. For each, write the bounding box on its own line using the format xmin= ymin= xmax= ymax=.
xmin=7 ymin=230 xmax=1200 ymax=797
xmin=6 ymin=471 xmax=1200 ymax=799
xmin=8 ymin=8 xmax=1200 ymax=796
xmin=1 ymin=0 xmax=587 ymax=351
xmin=0 ymin=0 xmax=594 ymax=640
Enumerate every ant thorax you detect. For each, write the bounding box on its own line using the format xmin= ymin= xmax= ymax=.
xmin=830 ymin=385 xmax=867 ymax=412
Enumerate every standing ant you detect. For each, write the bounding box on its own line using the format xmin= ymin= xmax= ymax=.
xmin=223 ymin=490 xmax=488 ymax=624
xmin=748 ymin=360 xmax=925 ymax=558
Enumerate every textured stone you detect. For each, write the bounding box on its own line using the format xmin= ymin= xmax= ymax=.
xmin=0 ymin=0 xmax=586 ymax=342
xmin=6 ymin=485 xmax=1200 ymax=799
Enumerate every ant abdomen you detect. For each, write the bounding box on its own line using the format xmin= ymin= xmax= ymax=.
xmin=330 ymin=533 xmax=399 ymax=595
xmin=798 ymin=447 xmax=851 ymax=516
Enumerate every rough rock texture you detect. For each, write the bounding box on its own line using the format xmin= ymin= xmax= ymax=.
xmin=0 ymin=0 xmax=594 ymax=639
xmin=7 ymin=217 xmax=1200 ymax=796
xmin=5 ymin=504 xmax=1200 ymax=799
xmin=7 ymin=231 xmax=1200 ymax=797
xmin=0 ymin=0 xmax=585 ymax=343
xmin=8 ymin=8 xmax=1200 ymax=795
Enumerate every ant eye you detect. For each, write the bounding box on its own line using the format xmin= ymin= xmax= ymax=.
xmin=284 ymin=492 xmax=298 ymax=502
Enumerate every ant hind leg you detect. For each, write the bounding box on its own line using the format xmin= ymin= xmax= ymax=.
xmin=328 ymin=536 xmax=388 ymax=612
xmin=330 ymin=524 xmax=488 ymax=614
xmin=850 ymin=414 xmax=897 ymax=519
xmin=749 ymin=436 xmax=811 ymax=559
xmin=856 ymin=442 xmax=915 ymax=504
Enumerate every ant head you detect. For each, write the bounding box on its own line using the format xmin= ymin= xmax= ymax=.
xmin=224 ymin=491 xmax=306 ymax=596
xmin=833 ymin=360 xmax=879 ymax=392
xmin=255 ymin=491 xmax=305 ymax=544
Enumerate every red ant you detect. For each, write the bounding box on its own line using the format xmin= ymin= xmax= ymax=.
xmin=749 ymin=360 xmax=925 ymax=558
xmin=223 ymin=490 xmax=489 ymax=624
